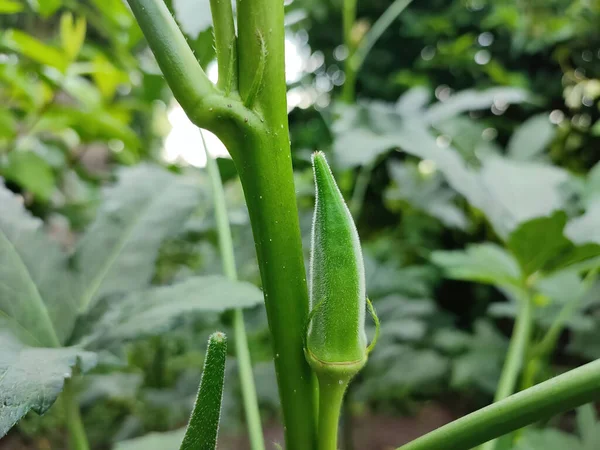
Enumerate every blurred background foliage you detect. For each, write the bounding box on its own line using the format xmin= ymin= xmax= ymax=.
xmin=0 ymin=0 xmax=599 ymax=449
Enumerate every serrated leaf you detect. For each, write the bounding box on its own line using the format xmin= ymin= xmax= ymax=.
xmin=114 ymin=429 xmax=185 ymax=450
xmin=0 ymin=332 xmax=97 ymax=437
xmin=431 ymin=243 xmax=522 ymax=288
xmin=507 ymin=114 xmax=555 ymax=161
xmin=0 ymin=182 xmax=77 ymax=346
xmin=73 ymin=165 xmax=201 ymax=312
xmin=82 ymin=276 xmax=263 ymax=346
xmin=507 ymin=213 xmax=571 ymax=275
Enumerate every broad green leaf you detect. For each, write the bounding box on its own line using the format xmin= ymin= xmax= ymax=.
xmin=0 ymin=108 xmax=17 ymax=139
xmin=1 ymin=30 xmax=69 ymax=71
xmin=424 ymin=87 xmax=529 ymax=124
xmin=0 ymin=332 xmax=97 ymax=438
xmin=431 ymin=243 xmax=522 ymax=288
xmin=395 ymin=86 xmax=431 ymax=115
xmin=81 ymin=276 xmax=263 ymax=346
xmin=172 ymin=0 xmax=212 ymax=38
xmin=4 ymin=151 xmax=56 ymax=201
xmin=385 ymin=161 xmax=469 ymax=230
xmin=333 ymin=128 xmax=398 ymax=168
xmin=91 ymin=55 xmax=129 ymax=100
xmin=566 ymin=201 xmax=600 ymax=246
xmin=114 ymin=429 xmax=185 ymax=450
xmin=507 ymin=213 xmax=571 ymax=275
xmin=0 ymin=0 xmax=23 ymax=14
xmin=507 ymin=114 xmax=555 ymax=161
xmin=73 ymin=165 xmax=201 ymax=312
xmin=396 ymin=123 xmax=570 ymax=239
xmin=0 ymin=182 xmax=77 ymax=346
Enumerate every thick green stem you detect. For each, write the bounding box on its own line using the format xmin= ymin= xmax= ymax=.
xmin=202 ymin=136 xmax=265 ymax=450
xmin=233 ymin=0 xmax=317 ymax=448
xmin=397 ymin=359 xmax=600 ymax=450
xmin=209 ymin=0 xmax=237 ymax=94
xmin=481 ymin=294 xmax=533 ymax=450
xmin=317 ymin=376 xmax=348 ymax=450
xmin=63 ymin=379 xmax=89 ymax=450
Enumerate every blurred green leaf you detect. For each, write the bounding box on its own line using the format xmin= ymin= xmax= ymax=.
xmin=432 ymin=243 xmax=522 ymax=288
xmin=0 ymin=0 xmax=23 ymax=14
xmin=83 ymin=276 xmax=263 ymax=346
xmin=27 ymin=0 xmax=61 ymax=17
xmin=1 ymin=30 xmax=69 ymax=71
xmin=4 ymin=150 xmax=56 ymax=201
xmin=508 ymin=114 xmax=555 ymax=161
xmin=566 ymin=201 xmax=600 ymax=246
xmin=72 ymin=165 xmax=201 ymax=312
xmin=386 ymin=160 xmax=469 ymax=230
xmin=0 ymin=181 xmax=77 ymax=345
xmin=0 ymin=332 xmax=97 ymax=438
xmin=60 ymin=13 xmax=86 ymax=61
xmin=114 ymin=429 xmax=185 ymax=450
xmin=507 ymin=213 xmax=571 ymax=275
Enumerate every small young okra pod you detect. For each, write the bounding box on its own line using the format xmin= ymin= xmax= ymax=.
xmin=305 ymin=151 xmax=368 ymax=377
xmin=180 ymin=332 xmax=227 ymax=450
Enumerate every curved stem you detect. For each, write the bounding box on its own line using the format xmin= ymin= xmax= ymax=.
xmin=397 ymin=358 xmax=600 ymax=450
xmin=202 ymin=134 xmax=265 ymax=450
xmin=63 ymin=379 xmax=89 ymax=450
xmin=317 ymin=375 xmax=348 ymax=450
xmin=125 ymin=0 xmax=258 ymax=134
xmin=209 ymin=0 xmax=237 ymax=94
xmin=481 ymin=293 xmax=533 ymax=450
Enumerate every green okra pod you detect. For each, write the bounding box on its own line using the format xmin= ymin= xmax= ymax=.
xmin=180 ymin=332 xmax=227 ymax=450
xmin=306 ymin=151 xmax=368 ymax=375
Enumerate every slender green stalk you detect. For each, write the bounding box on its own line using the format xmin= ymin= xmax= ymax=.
xmin=535 ymin=269 xmax=598 ymax=358
xmin=317 ymin=376 xmax=348 ymax=450
xmin=201 ymin=133 xmax=265 ymax=450
xmin=349 ymin=158 xmax=377 ymax=219
xmin=481 ymin=294 xmax=533 ymax=450
xmin=63 ymin=379 xmax=89 ymax=450
xmin=234 ymin=0 xmax=318 ymax=447
xmin=181 ymin=332 xmax=227 ymax=450
xmin=342 ymin=0 xmax=414 ymax=102
xmin=397 ymin=358 xmax=600 ymax=450
xmin=209 ymin=0 xmax=237 ymax=94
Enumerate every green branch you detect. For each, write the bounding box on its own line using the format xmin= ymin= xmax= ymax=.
xmin=201 ymin=133 xmax=265 ymax=450
xmin=63 ymin=379 xmax=90 ymax=450
xmin=125 ymin=0 xmax=259 ymax=136
xmin=397 ymin=358 xmax=600 ymax=450
xmin=481 ymin=293 xmax=533 ymax=450
xmin=209 ymin=0 xmax=237 ymax=94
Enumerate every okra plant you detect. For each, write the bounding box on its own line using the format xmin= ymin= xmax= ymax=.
xmin=3 ymin=0 xmax=600 ymax=449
